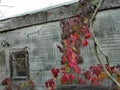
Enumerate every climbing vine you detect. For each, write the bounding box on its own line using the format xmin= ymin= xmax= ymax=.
xmin=45 ymin=0 xmax=98 ymax=90
xmin=45 ymin=0 xmax=120 ymax=90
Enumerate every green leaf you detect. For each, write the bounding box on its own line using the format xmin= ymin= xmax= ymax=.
xmin=65 ymin=67 xmax=71 ymax=73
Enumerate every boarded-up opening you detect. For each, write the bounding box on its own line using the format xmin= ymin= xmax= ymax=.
xmin=9 ymin=49 xmax=29 ymax=80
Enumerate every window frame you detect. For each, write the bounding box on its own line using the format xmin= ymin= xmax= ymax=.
xmin=9 ymin=48 xmax=29 ymax=80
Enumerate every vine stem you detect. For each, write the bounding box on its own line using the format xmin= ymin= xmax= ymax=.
xmin=90 ymin=0 xmax=109 ymax=65
xmin=90 ymin=0 xmax=120 ymax=88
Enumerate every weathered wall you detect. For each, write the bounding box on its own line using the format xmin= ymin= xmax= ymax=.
xmin=0 ymin=0 xmax=120 ymax=90
xmin=92 ymin=9 xmax=120 ymax=65
xmin=0 ymin=3 xmax=78 ymax=32
xmin=0 ymin=22 xmax=62 ymax=90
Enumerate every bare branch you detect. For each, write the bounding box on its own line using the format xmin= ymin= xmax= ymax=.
xmin=0 ymin=10 xmax=5 ymax=18
xmin=90 ymin=0 xmax=120 ymax=87
xmin=90 ymin=0 xmax=109 ymax=65
xmin=0 ymin=5 xmax=14 ymax=8
xmin=0 ymin=0 xmax=14 ymax=8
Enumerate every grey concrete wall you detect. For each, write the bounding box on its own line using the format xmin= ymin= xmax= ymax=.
xmin=0 ymin=21 xmax=90 ymax=90
xmin=92 ymin=8 xmax=120 ymax=65
xmin=0 ymin=22 xmax=62 ymax=90
xmin=0 ymin=3 xmax=78 ymax=32
xmin=0 ymin=0 xmax=120 ymax=90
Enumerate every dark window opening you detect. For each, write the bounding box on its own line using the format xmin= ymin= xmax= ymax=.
xmin=10 ymin=50 xmax=29 ymax=80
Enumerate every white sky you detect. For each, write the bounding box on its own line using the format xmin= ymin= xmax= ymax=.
xmin=0 ymin=0 xmax=78 ymax=20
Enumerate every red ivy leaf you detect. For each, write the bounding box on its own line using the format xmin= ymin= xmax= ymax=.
xmin=82 ymin=39 xmax=88 ymax=46
xmin=83 ymin=71 xmax=91 ymax=80
xmin=68 ymin=61 xmax=77 ymax=68
xmin=45 ymin=81 xmax=48 ymax=88
xmin=110 ymin=66 xmax=115 ymax=73
xmin=70 ymin=33 xmax=78 ymax=42
xmin=45 ymin=79 xmax=55 ymax=90
xmin=78 ymin=78 xmax=86 ymax=84
xmin=89 ymin=76 xmax=97 ymax=83
xmin=2 ymin=77 xmax=10 ymax=85
xmin=81 ymin=26 xmax=89 ymax=34
xmin=69 ymin=74 xmax=76 ymax=82
xmin=73 ymin=65 xmax=81 ymax=74
xmin=60 ymin=74 xmax=69 ymax=84
xmin=74 ymin=17 xmax=81 ymax=23
xmin=61 ymin=54 xmax=68 ymax=64
xmin=90 ymin=66 xmax=101 ymax=77
xmin=51 ymin=68 xmax=59 ymax=78
xmin=84 ymin=33 xmax=91 ymax=39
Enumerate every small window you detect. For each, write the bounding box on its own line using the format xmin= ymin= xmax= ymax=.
xmin=10 ymin=49 xmax=29 ymax=80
